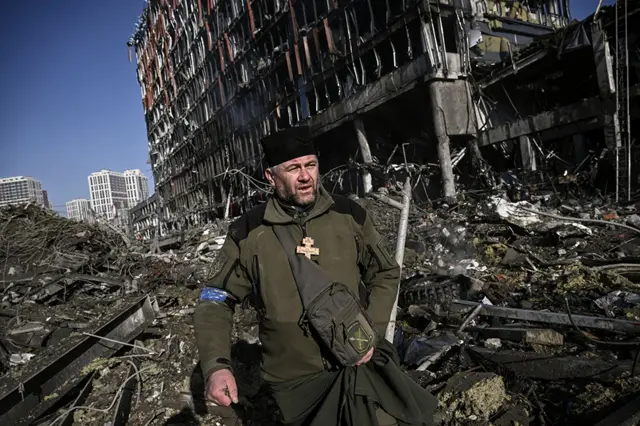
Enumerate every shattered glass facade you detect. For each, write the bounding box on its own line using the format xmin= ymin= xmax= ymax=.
xmin=130 ymin=0 xmax=570 ymax=232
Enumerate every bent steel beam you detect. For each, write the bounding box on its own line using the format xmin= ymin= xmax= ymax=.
xmin=452 ymin=299 xmax=640 ymax=334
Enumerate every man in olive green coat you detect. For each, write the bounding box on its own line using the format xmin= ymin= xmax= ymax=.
xmin=194 ymin=126 xmax=436 ymax=426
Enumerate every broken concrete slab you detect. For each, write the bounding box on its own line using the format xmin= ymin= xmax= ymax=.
xmin=6 ymin=330 xmax=51 ymax=350
xmin=438 ymin=371 xmax=509 ymax=423
xmin=9 ymin=353 xmax=34 ymax=366
xmin=626 ymin=214 xmax=640 ymax=229
xmin=7 ymin=322 xmax=45 ymax=335
xmin=484 ymin=338 xmax=502 ymax=349
xmin=500 ymin=247 xmax=528 ymax=266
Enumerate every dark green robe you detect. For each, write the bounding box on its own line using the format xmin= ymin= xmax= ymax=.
xmin=266 ymin=340 xmax=437 ymax=426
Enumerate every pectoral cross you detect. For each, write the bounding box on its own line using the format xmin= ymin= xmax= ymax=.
xmin=296 ymin=237 xmax=319 ymax=259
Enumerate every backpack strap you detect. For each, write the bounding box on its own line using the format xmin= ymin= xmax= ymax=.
xmin=271 ymin=225 xmax=334 ymax=307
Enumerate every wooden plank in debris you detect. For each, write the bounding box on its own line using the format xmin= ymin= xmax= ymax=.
xmin=0 ymin=295 xmax=158 ymax=426
xmin=368 ymin=192 xmax=404 ymax=210
xmin=452 ymin=300 xmax=640 ymax=334
xmin=475 ymin=327 xmax=564 ymax=346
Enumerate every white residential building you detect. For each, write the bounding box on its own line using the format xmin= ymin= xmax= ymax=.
xmin=0 ymin=176 xmax=45 ymax=207
xmin=124 ymin=169 xmax=150 ymax=206
xmin=66 ymin=199 xmax=93 ymax=222
xmin=88 ymin=170 xmax=129 ymax=221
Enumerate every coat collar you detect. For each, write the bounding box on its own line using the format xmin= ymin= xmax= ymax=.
xmin=263 ymin=185 xmax=334 ymax=225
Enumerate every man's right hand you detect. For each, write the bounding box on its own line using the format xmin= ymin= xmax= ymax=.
xmin=206 ymin=369 xmax=239 ymax=406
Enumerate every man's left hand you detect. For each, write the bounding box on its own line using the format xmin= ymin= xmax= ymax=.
xmin=355 ymin=347 xmax=374 ymax=366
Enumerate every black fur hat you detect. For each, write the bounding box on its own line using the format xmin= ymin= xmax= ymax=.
xmin=260 ymin=126 xmax=317 ymax=166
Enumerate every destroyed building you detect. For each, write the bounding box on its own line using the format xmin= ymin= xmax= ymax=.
xmin=5 ymin=4 xmax=640 ymax=423
xmin=128 ymin=0 xmax=575 ymax=236
xmin=476 ymin=1 xmax=640 ymax=202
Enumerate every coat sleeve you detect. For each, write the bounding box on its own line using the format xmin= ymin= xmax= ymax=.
xmin=193 ymin=233 xmax=252 ymax=379
xmin=360 ymin=213 xmax=401 ymax=337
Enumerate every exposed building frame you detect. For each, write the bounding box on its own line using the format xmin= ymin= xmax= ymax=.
xmin=129 ymin=0 xmax=571 ymax=232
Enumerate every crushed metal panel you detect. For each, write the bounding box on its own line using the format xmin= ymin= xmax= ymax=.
xmin=0 ymin=295 xmax=158 ymax=425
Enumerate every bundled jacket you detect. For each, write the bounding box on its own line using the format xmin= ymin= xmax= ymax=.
xmin=194 ymin=186 xmax=400 ymax=383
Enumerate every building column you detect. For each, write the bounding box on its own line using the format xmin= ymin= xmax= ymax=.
xmin=591 ymin=21 xmax=620 ymax=149
xmin=354 ymin=117 xmax=373 ymax=194
xmin=519 ymin=136 xmax=537 ymax=171
xmin=428 ymin=81 xmax=456 ymax=202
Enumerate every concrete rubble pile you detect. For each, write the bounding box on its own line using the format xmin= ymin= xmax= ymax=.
xmin=388 ymin=185 xmax=640 ymax=426
xmin=0 ymin=203 xmax=232 ymax=426
xmin=3 ymin=175 xmax=640 ymax=425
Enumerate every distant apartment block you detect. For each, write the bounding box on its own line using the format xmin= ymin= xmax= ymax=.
xmin=0 ymin=176 xmax=45 ymax=207
xmin=124 ymin=169 xmax=150 ymax=206
xmin=88 ymin=170 xmax=130 ymax=220
xmin=66 ymin=199 xmax=93 ymax=222
xmin=42 ymin=190 xmax=50 ymax=209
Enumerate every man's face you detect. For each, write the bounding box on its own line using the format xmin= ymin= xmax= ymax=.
xmin=265 ymin=155 xmax=319 ymax=207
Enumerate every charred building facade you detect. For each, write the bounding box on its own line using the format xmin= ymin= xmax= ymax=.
xmin=129 ymin=194 xmax=159 ymax=241
xmin=475 ymin=1 xmax=640 ymax=203
xmin=129 ymin=0 xmax=572 ymax=234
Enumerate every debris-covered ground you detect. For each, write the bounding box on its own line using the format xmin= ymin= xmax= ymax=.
xmin=2 ymin=182 xmax=640 ymax=425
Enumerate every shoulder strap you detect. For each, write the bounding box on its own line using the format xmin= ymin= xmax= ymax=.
xmin=271 ymin=225 xmax=334 ymax=308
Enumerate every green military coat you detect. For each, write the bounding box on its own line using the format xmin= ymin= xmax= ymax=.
xmin=194 ymin=186 xmax=400 ymax=382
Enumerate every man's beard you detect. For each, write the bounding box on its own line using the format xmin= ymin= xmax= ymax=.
xmin=276 ymin=183 xmax=317 ymax=207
